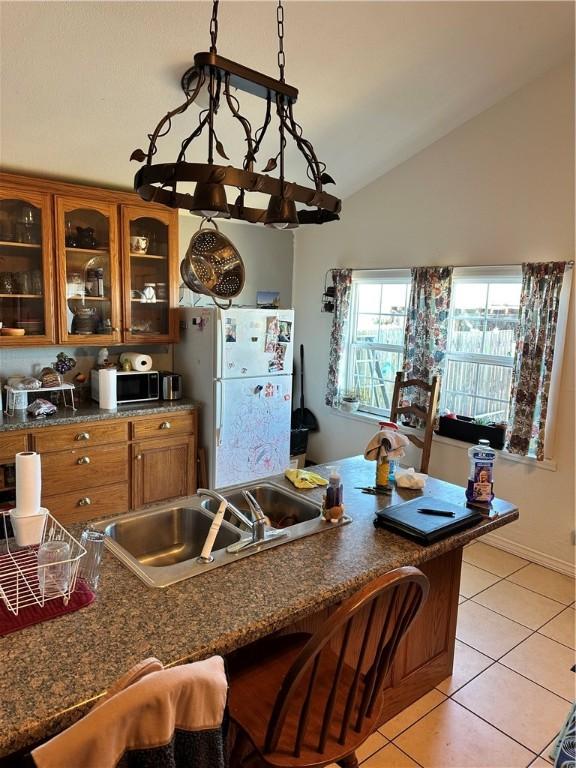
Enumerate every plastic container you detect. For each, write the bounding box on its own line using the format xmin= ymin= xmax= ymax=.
xmin=388 ymin=460 xmax=397 ymax=482
xmin=325 ymin=466 xmax=343 ymax=508
xmin=465 ymin=439 xmax=496 ymax=504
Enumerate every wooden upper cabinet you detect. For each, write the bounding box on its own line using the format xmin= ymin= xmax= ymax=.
xmin=55 ymin=196 xmax=122 ymax=345
xmin=121 ymin=205 xmax=179 ymax=344
xmin=0 ymin=173 xmax=180 ymax=346
xmin=0 ymin=187 xmax=56 ymax=345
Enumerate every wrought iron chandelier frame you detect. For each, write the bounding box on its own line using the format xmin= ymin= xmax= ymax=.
xmin=131 ymin=1 xmax=341 ymax=227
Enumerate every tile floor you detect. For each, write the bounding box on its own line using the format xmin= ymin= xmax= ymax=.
xmin=329 ymin=542 xmax=575 ymax=768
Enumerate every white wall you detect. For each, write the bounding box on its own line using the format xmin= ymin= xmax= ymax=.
xmin=292 ymin=62 xmax=575 ymax=571
xmin=179 ymin=215 xmax=294 ymax=309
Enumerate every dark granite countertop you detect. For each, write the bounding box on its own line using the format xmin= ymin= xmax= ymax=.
xmin=0 ymin=456 xmax=518 ymax=757
xmin=0 ymin=398 xmax=198 ymax=432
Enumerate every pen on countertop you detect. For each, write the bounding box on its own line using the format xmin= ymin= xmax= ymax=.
xmin=417 ymin=508 xmax=456 ymax=518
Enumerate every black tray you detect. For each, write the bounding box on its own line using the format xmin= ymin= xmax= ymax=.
xmin=373 ymin=496 xmax=483 ymax=544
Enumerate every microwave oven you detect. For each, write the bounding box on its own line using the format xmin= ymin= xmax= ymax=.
xmin=91 ymin=370 xmax=159 ymax=405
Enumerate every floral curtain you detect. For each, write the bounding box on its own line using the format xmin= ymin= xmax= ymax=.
xmin=506 ymin=261 xmax=566 ymax=460
xmin=402 ymin=266 xmax=453 ymax=425
xmin=325 ymin=269 xmax=353 ymax=407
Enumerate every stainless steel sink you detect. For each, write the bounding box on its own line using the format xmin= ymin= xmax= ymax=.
xmin=104 ymin=506 xmax=241 ymax=567
xmin=93 ymin=482 xmax=349 ymax=588
xmin=94 ymin=506 xmax=242 ymax=587
xmin=200 ymin=483 xmax=322 ymax=530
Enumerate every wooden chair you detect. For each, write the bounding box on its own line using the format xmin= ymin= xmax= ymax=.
xmin=227 ymin=566 xmax=429 ymax=768
xmin=389 ymin=371 xmax=440 ymax=474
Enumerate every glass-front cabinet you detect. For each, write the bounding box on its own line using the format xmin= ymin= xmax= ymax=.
xmin=121 ymin=206 xmax=178 ymax=343
xmin=55 ymin=196 xmax=121 ymax=344
xmin=0 ymin=188 xmax=55 ymax=344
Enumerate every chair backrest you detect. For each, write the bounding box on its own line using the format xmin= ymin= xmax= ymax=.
xmin=390 ymin=371 xmax=440 ymax=473
xmin=264 ymin=566 xmax=429 ymax=758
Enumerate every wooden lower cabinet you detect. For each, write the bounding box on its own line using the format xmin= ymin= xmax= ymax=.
xmin=44 ymin=483 xmax=129 ymax=526
xmin=378 ymin=547 xmax=461 ymax=722
xmin=32 ymin=421 xmax=128 ymax=453
xmin=41 ymin=444 xmax=128 ymax=495
xmin=0 ymin=408 xmax=198 ymax=524
xmin=0 ymin=432 xmax=28 ymax=464
xmin=131 ymin=435 xmax=196 ymax=509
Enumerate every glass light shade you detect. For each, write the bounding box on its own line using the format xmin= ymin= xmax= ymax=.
xmin=264 ymin=196 xmax=299 ymax=230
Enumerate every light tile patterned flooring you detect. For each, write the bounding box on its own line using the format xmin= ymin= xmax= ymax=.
xmin=329 ymin=542 xmax=575 ymax=768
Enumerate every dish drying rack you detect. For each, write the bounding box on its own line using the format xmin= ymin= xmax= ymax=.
xmin=0 ymin=510 xmax=86 ymax=615
xmin=3 ymin=383 xmax=77 ymax=416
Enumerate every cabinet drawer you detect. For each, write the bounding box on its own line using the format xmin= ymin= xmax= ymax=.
xmin=0 ymin=432 xmax=29 ymax=464
xmin=44 ymin=482 xmax=129 ymax=525
xmin=32 ymin=421 xmax=128 ymax=453
xmin=41 ymin=445 xmax=128 ymax=496
xmin=131 ymin=412 xmax=195 ymax=440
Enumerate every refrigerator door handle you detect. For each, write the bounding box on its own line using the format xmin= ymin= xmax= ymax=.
xmin=215 ymin=380 xmax=223 ymax=446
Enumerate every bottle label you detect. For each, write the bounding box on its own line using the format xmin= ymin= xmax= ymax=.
xmin=376 ymin=459 xmax=390 ymax=488
xmin=472 ymin=450 xmax=495 ymax=460
xmin=466 ymin=461 xmax=494 ymax=502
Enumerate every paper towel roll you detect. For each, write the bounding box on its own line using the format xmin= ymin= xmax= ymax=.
xmin=15 ymin=451 xmax=41 ymax=517
xmin=98 ymin=368 xmax=117 ymax=410
xmin=119 ymin=352 xmax=153 ymax=372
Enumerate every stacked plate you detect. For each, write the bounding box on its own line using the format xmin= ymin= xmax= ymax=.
xmin=16 ymin=320 xmax=44 ymax=334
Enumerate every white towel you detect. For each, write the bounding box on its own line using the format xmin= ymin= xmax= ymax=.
xmin=364 ymin=429 xmax=409 ymax=460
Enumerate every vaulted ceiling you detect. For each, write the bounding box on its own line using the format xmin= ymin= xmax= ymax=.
xmin=1 ymin=1 xmax=573 ymax=201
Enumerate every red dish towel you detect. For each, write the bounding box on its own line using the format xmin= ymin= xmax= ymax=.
xmin=0 ymin=579 xmax=95 ymax=636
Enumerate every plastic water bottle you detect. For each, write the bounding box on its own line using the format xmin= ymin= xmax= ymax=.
xmin=466 ymin=439 xmax=496 ymax=504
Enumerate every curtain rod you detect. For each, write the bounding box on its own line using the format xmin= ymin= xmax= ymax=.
xmin=331 ymin=261 xmax=574 ymax=272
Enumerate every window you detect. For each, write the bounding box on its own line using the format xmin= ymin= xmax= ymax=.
xmin=343 ymin=267 xmax=522 ymax=422
xmin=344 ymin=271 xmax=411 ymax=415
xmin=442 ymin=269 xmax=522 ymax=422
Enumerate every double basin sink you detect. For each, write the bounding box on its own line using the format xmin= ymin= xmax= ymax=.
xmin=93 ymin=482 xmax=349 ymax=588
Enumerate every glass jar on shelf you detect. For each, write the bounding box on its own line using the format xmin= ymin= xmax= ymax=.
xmin=67 ymin=272 xmax=85 ymax=299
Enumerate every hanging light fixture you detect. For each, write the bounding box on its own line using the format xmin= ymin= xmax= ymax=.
xmin=130 ymin=0 xmax=341 ymax=229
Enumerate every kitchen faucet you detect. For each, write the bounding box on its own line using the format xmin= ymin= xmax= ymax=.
xmin=241 ymin=489 xmax=268 ymax=543
xmin=196 ymin=488 xmax=253 ymax=531
xmin=196 ymin=487 xmax=287 ymax=557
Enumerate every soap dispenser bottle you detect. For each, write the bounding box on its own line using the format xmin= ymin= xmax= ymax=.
xmin=322 ymin=466 xmax=344 ymax=523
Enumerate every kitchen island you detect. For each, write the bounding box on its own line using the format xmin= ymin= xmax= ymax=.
xmin=0 ymin=456 xmax=518 ymax=759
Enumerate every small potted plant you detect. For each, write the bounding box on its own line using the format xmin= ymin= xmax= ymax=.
xmin=340 ymin=390 xmax=360 ymax=413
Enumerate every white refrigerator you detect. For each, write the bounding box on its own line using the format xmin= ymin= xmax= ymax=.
xmin=174 ymin=307 xmax=295 ymax=489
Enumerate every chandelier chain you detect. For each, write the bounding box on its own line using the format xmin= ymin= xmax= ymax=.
xmin=276 ymin=1 xmax=285 ymax=82
xmin=210 ymin=0 xmax=219 ymax=53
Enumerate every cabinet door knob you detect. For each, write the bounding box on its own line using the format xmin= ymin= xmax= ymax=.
xmin=78 ymin=497 xmax=91 ymax=506
xmin=77 ymin=456 xmax=90 ymax=465
xmin=160 ymin=421 xmax=171 ymax=430
xmin=75 ymin=432 xmax=90 ymax=441
xmin=136 ymin=454 xmax=142 ymax=461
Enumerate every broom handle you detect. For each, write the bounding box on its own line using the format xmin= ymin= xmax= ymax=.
xmin=300 ymin=344 xmax=305 ymax=420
